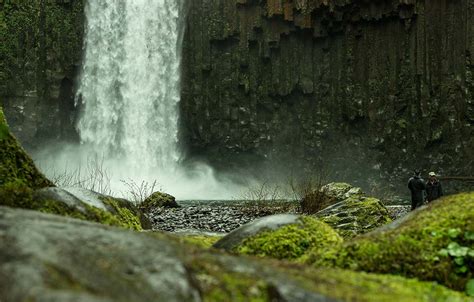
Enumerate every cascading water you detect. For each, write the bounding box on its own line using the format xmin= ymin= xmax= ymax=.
xmin=35 ymin=0 xmax=250 ymax=199
xmin=77 ymin=0 xmax=183 ymax=172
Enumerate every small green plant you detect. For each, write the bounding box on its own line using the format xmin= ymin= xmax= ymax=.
xmin=437 ymin=228 xmax=474 ymax=294
xmin=466 ymin=279 xmax=474 ymax=297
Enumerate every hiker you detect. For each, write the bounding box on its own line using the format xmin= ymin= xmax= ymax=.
xmin=426 ymin=172 xmax=443 ymax=202
xmin=408 ymin=170 xmax=426 ymax=210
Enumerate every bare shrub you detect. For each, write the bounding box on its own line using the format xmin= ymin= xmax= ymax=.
xmin=44 ymin=155 xmax=112 ymax=195
xmin=287 ymin=169 xmax=330 ymax=214
xmin=120 ymin=179 xmax=160 ymax=206
xmin=238 ymin=180 xmax=285 ymax=205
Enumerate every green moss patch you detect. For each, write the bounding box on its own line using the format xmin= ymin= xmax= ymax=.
xmin=0 ymin=180 xmax=141 ymax=230
xmin=140 ymin=191 xmax=178 ymax=210
xmin=317 ymin=196 xmax=392 ymax=238
xmin=307 ymin=192 xmax=474 ymax=292
xmin=178 ymin=235 xmax=222 ymax=249
xmin=236 ymin=216 xmax=343 ymax=261
xmin=0 ymin=107 xmax=53 ymax=189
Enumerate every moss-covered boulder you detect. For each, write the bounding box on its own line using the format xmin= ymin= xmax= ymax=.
xmin=0 ymin=107 xmax=53 ymax=189
xmin=307 ymin=192 xmax=474 ymax=292
xmin=0 ymin=110 xmax=147 ymax=231
xmin=0 ymin=184 xmax=146 ymax=231
xmin=214 ymin=214 xmax=343 ymax=261
xmin=0 ymin=206 xmax=470 ymax=302
xmin=36 ymin=187 xmax=149 ymax=231
xmin=141 ymin=191 xmax=179 ymax=210
xmin=311 ymin=182 xmax=392 ymax=238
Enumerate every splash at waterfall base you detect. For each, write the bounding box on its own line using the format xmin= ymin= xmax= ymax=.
xmin=34 ymin=142 xmax=252 ymax=200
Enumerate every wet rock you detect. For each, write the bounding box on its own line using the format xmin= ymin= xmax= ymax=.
xmin=217 ymin=215 xmax=343 ymax=262
xmin=0 ymin=206 xmax=468 ymax=302
xmin=213 ymin=214 xmax=301 ymax=251
xmin=148 ymin=202 xmax=299 ymax=233
xmin=34 ymin=187 xmax=88 ymax=213
xmin=141 ymin=191 xmax=179 ymax=210
xmin=313 ymin=183 xmax=392 ymax=238
xmin=306 ymin=192 xmax=474 ymax=292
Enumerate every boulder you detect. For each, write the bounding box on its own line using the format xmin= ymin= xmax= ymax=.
xmin=213 ymin=214 xmax=302 ymax=251
xmin=213 ymin=214 xmax=343 ymax=261
xmin=0 ymin=107 xmax=53 ymax=189
xmin=141 ymin=191 xmax=179 ymax=210
xmin=0 ymin=206 xmax=469 ymax=302
xmin=306 ymin=192 xmax=474 ymax=293
xmin=33 ymin=187 xmax=150 ymax=231
xmin=312 ymin=183 xmax=392 ymax=238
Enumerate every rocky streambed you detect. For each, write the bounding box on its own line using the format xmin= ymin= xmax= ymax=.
xmin=146 ymin=199 xmax=411 ymax=235
xmin=147 ymin=200 xmax=299 ymax=233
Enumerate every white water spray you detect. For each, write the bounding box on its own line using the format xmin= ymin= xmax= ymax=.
xmin=34 ymin=0 xmax=252 ymax=199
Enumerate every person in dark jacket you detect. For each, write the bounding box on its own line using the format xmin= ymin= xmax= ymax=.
xmin=426 ymin=172 xmax=443 ymax=202
xmin=408 ymin=170 xmax=426 ymax=210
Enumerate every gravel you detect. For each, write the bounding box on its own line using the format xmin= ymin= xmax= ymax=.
xmin=147 ymin=201 xmax=299 ymax=233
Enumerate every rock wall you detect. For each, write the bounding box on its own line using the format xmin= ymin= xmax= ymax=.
xmin=0 ymin=0 xmax=84 ymax=149
xmin=181 ymin=0 xmax=474 ymax=189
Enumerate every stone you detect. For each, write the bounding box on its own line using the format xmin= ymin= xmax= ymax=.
xmin=0 ymin=206 xmax=470 ymax=302
xmin=141 ymin=191 xmax=180 ymax=210
xmin=226 ymin=215 xmax=343 ymax=262
xmin=181 ymin=0 xmax=474 ymax=193
xmin=34 ymin=187 xmax=89 ymax=214
xmin=306 ymin=192 xmax=474 ymax=293
xmin=40 ymin=187 xmax=151 ymax=231
xmin=312 ymin=183 xmax=392 ymax=238
xmin=213 ymin=214 xmax=301 ymax=251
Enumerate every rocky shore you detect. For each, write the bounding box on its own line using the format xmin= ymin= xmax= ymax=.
xmin=147 ymin=201 xmax=299 ymax=233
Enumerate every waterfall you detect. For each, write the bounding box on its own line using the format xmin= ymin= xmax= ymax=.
xmin=77 ymin=0 xmax=184 ymax=172
xmin=34 ymin=0 xmax=249 ymax=199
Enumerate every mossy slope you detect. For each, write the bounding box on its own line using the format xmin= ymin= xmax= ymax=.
xmin=235 ymin=216 xmax=343 ymax=261
xmin=308 ymin=192 xmax=474 ymax=292
xmin=0 ymin=107 xmax=53 ymax=189
xmin=1 ymin=206 xmax=471 ymax=302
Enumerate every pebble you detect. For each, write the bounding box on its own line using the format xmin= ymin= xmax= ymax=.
xmin=147 ymin=201 xmax=298 ymax=233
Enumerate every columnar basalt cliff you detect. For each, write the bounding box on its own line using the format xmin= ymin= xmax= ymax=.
xmin=181 ymin=0 xmax=474 ymax=188
xmin=0 ymin=0 xmax=84 ymax=148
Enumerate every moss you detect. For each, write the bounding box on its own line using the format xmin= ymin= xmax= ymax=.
xmin=187 ymin=252 xmax=471 ymax=302
xmin=1 ymin=0 xmax=83 ymax=94
xmin=307 ymin=192 xmax=474 ymax=292
xmin=0 ymin=180 xmax=141 ymax=230
xmin=189 ymin=257 xmax=271 ymax=301
xmin=318 ymin=196 xmax=393 ymax=238
xmin=140 ymin=191 xmax=178 ymax=210
xmin=0 ymin=107 xmax=53 ymax=189
xmin=294 ymin=267 xmax=471 ymax=302
xmin=177 ymin=235 xmax=222 ymax=249
xmin=101 ymin=197 xmax=143 ymax=231
xmin=236 ymin=216 xmax=343 ymax=261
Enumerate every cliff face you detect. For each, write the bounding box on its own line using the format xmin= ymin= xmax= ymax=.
xmin=181 ymin=0 xmax=474 ymax=187
xmin=0 ymin=0 xmax=83 ymax=148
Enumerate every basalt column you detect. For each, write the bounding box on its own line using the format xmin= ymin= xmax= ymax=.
xmin=181 ymin=0 xmax=474 ymax=189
